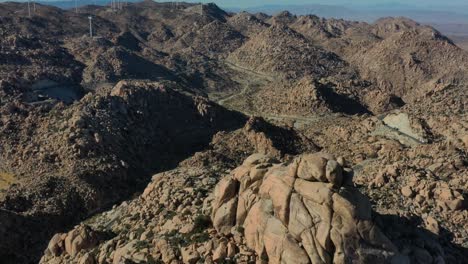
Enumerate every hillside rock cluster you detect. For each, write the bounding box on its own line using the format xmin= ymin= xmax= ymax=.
xmin=210 ymin=153 xmax=398 ymax=264
xmin=0 ymin=1 xmax=466 ymax=263
xmin=0 ymin=80 xmax=245 ymax=262
xmin=39 ymin=154 xmax=461 ymax=264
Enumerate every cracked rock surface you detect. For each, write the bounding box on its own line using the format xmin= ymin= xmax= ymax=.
xmin=211 ymin=153 xmax=398 ymax=264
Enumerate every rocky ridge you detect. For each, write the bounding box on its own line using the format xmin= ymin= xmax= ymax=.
xmin=210 ymin=153 xmax=398 ymax=264
xmin=40 ymin=153 xmax=465 ymax=264
xmin=0 ymin=80 xmax=245 ymax=262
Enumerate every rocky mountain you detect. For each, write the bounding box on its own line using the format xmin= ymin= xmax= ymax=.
xmin=0 ymin=1 xmax=466 ymax=264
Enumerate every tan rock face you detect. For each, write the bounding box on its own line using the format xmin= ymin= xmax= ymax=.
xmin=211 ymin=153 xmax=398 ymax=264
xmin=461 ymin=135 xmax=468 ymax=149
xmin=297 ymin=153 xmax=328 ymax=182
xmin=41 ymin=225 xmax=102 ymax=262
xmin=181 ymin=245 xmax=200 ymax=264
xmin=45 ymin=233 xmax=67 ymax=257
xmin=64 ymin=226 xmax=100 ymax=257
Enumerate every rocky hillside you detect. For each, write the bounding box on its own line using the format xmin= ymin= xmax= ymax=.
xmin=0 ymin=1 xmax=466 ymax=263
xmin=2 ymin=2 xmax=467 ymax=114
xmin=0 ymin=79 xmax=247 ymax=262
xmin=39 ymin=153 xmax=466 ymax=264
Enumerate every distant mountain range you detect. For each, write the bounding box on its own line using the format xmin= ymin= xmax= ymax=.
xmin=36 ymin=0 xmax=140 ymax=9
xmin=25 ymin=0 xmax=468 ymax=44
xmin=225 ymin=2 xmax=468 ymax=49
xmin=227 ymin=4 xmax=468 ymax=25
xmin=30 ymin=1 xmax=468 ymax=25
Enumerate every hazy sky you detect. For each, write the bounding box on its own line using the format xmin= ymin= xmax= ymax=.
xmin=1 ymin=0 xmax=467 ymax=9
xmin=184 ymin=0 xmax=468 ymax=8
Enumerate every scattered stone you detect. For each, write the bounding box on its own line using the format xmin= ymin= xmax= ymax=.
xmin=181 ymin=245 xmax=200 ymax=264
xmin=401 ymin=186 xmax=414 ymax=198
xmin=212 ymin=241 xmax=228 ymax=262
xmin=425 ymin=216 xmax=440 ymax=235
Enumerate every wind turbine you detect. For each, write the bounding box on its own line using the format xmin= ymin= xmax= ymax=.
xmin=88 ymin=16 xmax=93 ymax=38
xmin=74 ymin=0 xmax=78 ymax=13
xmin=27 ymin=0 xmax=31 ymax=17
xmin=110 ymin=0 xmax=118 ymax=11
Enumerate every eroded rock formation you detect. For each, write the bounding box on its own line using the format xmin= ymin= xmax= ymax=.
xmin=211 ymin=153 xmax=399 ymax=263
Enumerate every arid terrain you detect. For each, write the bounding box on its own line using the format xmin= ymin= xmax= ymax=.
xmin=0 ymin=1 xmax=466 ymax=264
xmin=432 ymin=23 xmax=468 ymax=51
xmin=451 ymin=35 xmax=468 ymax=51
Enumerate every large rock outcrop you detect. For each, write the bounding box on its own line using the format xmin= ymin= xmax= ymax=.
xmin=211 ymin=153 xmax=400 ymax=264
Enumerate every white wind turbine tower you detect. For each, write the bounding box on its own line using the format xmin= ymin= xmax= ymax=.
xmin=74 ymin=0 xmax=78 ymax=13
xmin=27 ymin=0 xmax=31 ymax=17
xmin=88 ymin=16 xmax=93 ymax=38
xmin=110 ymin=0 xmax=120 ymax=11
xmin=172 ymin=1 xmax=178 ymax=12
